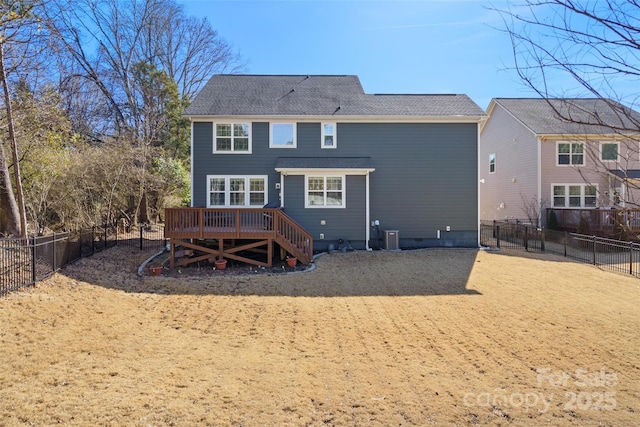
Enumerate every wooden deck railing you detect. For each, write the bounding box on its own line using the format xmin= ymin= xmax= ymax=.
xmin=547 ymin=208 xmax=640 ymax=234
xmin=165 ymin=207 xmax=313 ymax=264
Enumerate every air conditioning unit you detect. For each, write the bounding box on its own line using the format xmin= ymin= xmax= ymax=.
xmin=384 ymin=230 xmax=399 ymax=250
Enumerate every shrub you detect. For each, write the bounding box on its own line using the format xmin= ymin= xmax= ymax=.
xmin=547 ymin=210 xmax=559 ymax=230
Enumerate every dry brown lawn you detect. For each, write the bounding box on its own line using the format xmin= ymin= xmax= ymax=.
xmin=0 ymin=247 xmax=639 ymax=426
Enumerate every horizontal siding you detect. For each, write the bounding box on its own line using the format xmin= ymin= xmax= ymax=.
xmin=283 ymin=175 xmax=366 ymax=243
xmin=338 ymin=123 xmax=478 ymax=239
xmin=480 ymin=104 xmax=539 ymax=221
xmin=541 ymin=139 xmax=615 ymax=208
xmin=192 ymin=120 xmax=479 ymax=247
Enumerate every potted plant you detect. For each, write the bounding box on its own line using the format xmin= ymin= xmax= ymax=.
xmin=149 ymin=265 xmax=163 ymax=275
xmin=286 ymin=257 xmax=297 ymax=267
xmin=214 ymin=259 xmax=228 ymax=270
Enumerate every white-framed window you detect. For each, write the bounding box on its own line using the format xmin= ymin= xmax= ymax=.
xmin=207 ymin=175 xmax=267 ymax=207
xmin=321 ymin=123 xmax=336 ymax=148
xmin=305 ymin=175 xmax=345 ymax=208
xmin=270 ymin=123 xmax=296 ymax=148
xmin=552 ymin=183 xmax=598 ymax=208
xmin=557 ymin=142 xmax=584 ymax=166
xmin=489 ymin=153 xmax=496 ymax=173
xmin=600 ymin=142 xmax=619 ymax=162
xmin=214 ymin=123 xmax=251 ymax=153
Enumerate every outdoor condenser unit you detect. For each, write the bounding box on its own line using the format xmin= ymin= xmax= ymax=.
xmin=384 ymin=230 xmax=399 ymax=250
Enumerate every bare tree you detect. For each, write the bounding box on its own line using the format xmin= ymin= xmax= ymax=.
xmin=0 ymin=0 xmax=47 ymax=236
xmin=41 ymin=0 xmax=243 ymax=142
xmin=495 ymin=1 xmax=640 ymax=208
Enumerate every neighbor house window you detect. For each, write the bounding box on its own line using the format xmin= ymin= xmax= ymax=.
xmin=601 ymin=142 xmax=619 ymax=161
xmin=489 ymin=153 xmax=496 ymax=173
xmin=207 ymin=175 xmax=267 ymax=207
xmin=557 ymin=142 xmax=584 ymax=165
xmin=322 ymin=123 xmax=336 ymax=148
xmin=306 ymin=176 xmax=344 ymax=208
xmin=270 ymin=123 xmax=296 ymax=148
xmin=214 ymin=123 xmax=251 ymax=153
xmin=552 ymin=184 xmax=597 ymax=208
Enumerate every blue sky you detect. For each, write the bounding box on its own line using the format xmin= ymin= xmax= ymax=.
xmin=176 ymin=0 xmax=549 ymax=109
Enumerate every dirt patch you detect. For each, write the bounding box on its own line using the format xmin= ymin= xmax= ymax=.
xmin=0 ymin=247 xmax=639 ymax=426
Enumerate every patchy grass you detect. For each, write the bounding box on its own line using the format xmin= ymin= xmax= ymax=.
xmin=0 ymin=247 xmax=638 ymax=426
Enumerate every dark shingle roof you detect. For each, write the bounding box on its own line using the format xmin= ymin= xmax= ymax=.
xmin=494 ymin=98 xmax=640 ymax=135
xmin=275 ymin=157 xmax=374 ymax=170
xmin=185 ymin=75 xmax=485 ymax=118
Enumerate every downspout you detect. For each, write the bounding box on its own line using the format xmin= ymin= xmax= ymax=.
xmin=365 ymin=171 xmax=371 ymax=250
xmin=190 ymin=120 xmax=194 ymax=207
xmin=280 ymin=173 xmax=285 ymax=208
xmin=477 ymin=120 xmax=481 ymax=247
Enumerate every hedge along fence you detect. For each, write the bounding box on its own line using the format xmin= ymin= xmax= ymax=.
xmin=480 ymin=220 xmax=640 ymax=278
xmin=0 ymin=224 xmax=165 ymax=297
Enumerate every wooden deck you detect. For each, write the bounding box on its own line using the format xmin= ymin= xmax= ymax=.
xmin=164 ymin=208 xmax=313 ymax=269
xmin=547 ymin=208 xmax=640 ymax=237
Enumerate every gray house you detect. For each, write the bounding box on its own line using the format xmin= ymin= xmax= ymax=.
xmin=183 ymin=74 xmax=485 ymax=252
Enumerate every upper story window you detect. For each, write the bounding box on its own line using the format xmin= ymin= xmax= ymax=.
xmin=557 ymin=142 xmax=584 ymax=165
xmin=214 ymin=123 xmax=251 ymax=153
xmin=489 ymin=153 xmax=496 ymax=173
xmin=306 ymin=176 xmax=344 ymax=208
xmin=600 ymin=142 xmax=619 ymax=162
xmin=207 ymin=175 xmax=267 ymax=207
xmin=552 ymin=184 xmax=597 ymax=208
xmin=270 ymin=123 xmax=296 ymax=148
xmin=322 ymin=123 xmax=336 ymax=148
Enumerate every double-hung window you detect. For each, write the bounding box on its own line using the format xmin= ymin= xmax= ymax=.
xmin=306 ymin=176 xmax=344 ymax=208
xmin=207 ymin=176 xmax=267 ymax=207
xmin=270 ymin=123 xmax=296 ymax=148
xmin=557 ymin=142 xmax=584 ymax=165
xmin=214 ymin=123 xmax=251 ymax=153
xmin=552 ymin=184 xmax=597 ymax=208
xmin=322 ymin=123 xmax=336 ymax=148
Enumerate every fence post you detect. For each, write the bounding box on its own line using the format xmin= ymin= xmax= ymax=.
xmin=31 ymin=236 xmax=37 ymax=284
xmin=52 ymin=232 xmax=57 ymax=272
xmin=139 ymin=225 xmax=143 ymax=250
xmin=564 ymin=231 xmax=567 ymax=257
xmin=496 ymin=225 xmax=500 ymax=248
xmin=592 ymin=235 xmax=597 ymax=265
xmin=92 ymin=226 xmax=96 ymax=255
xmin=630 ymin=241 xmax=634 ymax=276
xmin=104 ymin=223 xmax=108 ymax=250
xmin=541 ymin=229 xmax=545 ymax=252
xmin=524 ymin=226 xmax=529 ymax=251
xmin=493 ymin=220 xmax=496 ymax=238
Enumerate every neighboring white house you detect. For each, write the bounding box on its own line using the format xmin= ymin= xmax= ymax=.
xmin=480 ymin=98 xmax=640 ymax=225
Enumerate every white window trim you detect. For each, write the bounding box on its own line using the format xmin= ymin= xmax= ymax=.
xmin=206 ymin=175 xmax=268 ymax=207
xmin=489 ymin=153 xmax=496 ymax=174
xmin=556 ymin=141 xmax=585 ymax=166
xmin=305 ymin=175 xmax=346 ymax=209
xmin=213 ymin=122 xmax=252 ymax=154
xmin=600 ymin=141 xmax=619 ymax=162
xmin=270 ymin=122 xmax=297 ymax=148
xmin=551 ymin=183 xmax=598 ymax=208
xmin=321 ymin=122 xmax=337 ymax=149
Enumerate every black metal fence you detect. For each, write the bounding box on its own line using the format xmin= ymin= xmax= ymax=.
xmin=480 ymin=220 xmax=640 ymax=278
xmin=0 ymin=224 xmax=165 ymax=297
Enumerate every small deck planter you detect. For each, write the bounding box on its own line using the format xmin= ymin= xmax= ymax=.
xmin=286 ymin=257 xmax=297 ymax=267
xmin=215 ymin=259 xmax=228 ymax=270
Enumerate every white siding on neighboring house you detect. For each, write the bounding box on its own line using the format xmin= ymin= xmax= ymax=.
xmin=480 ymin=103 xmax=539 ymax=221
